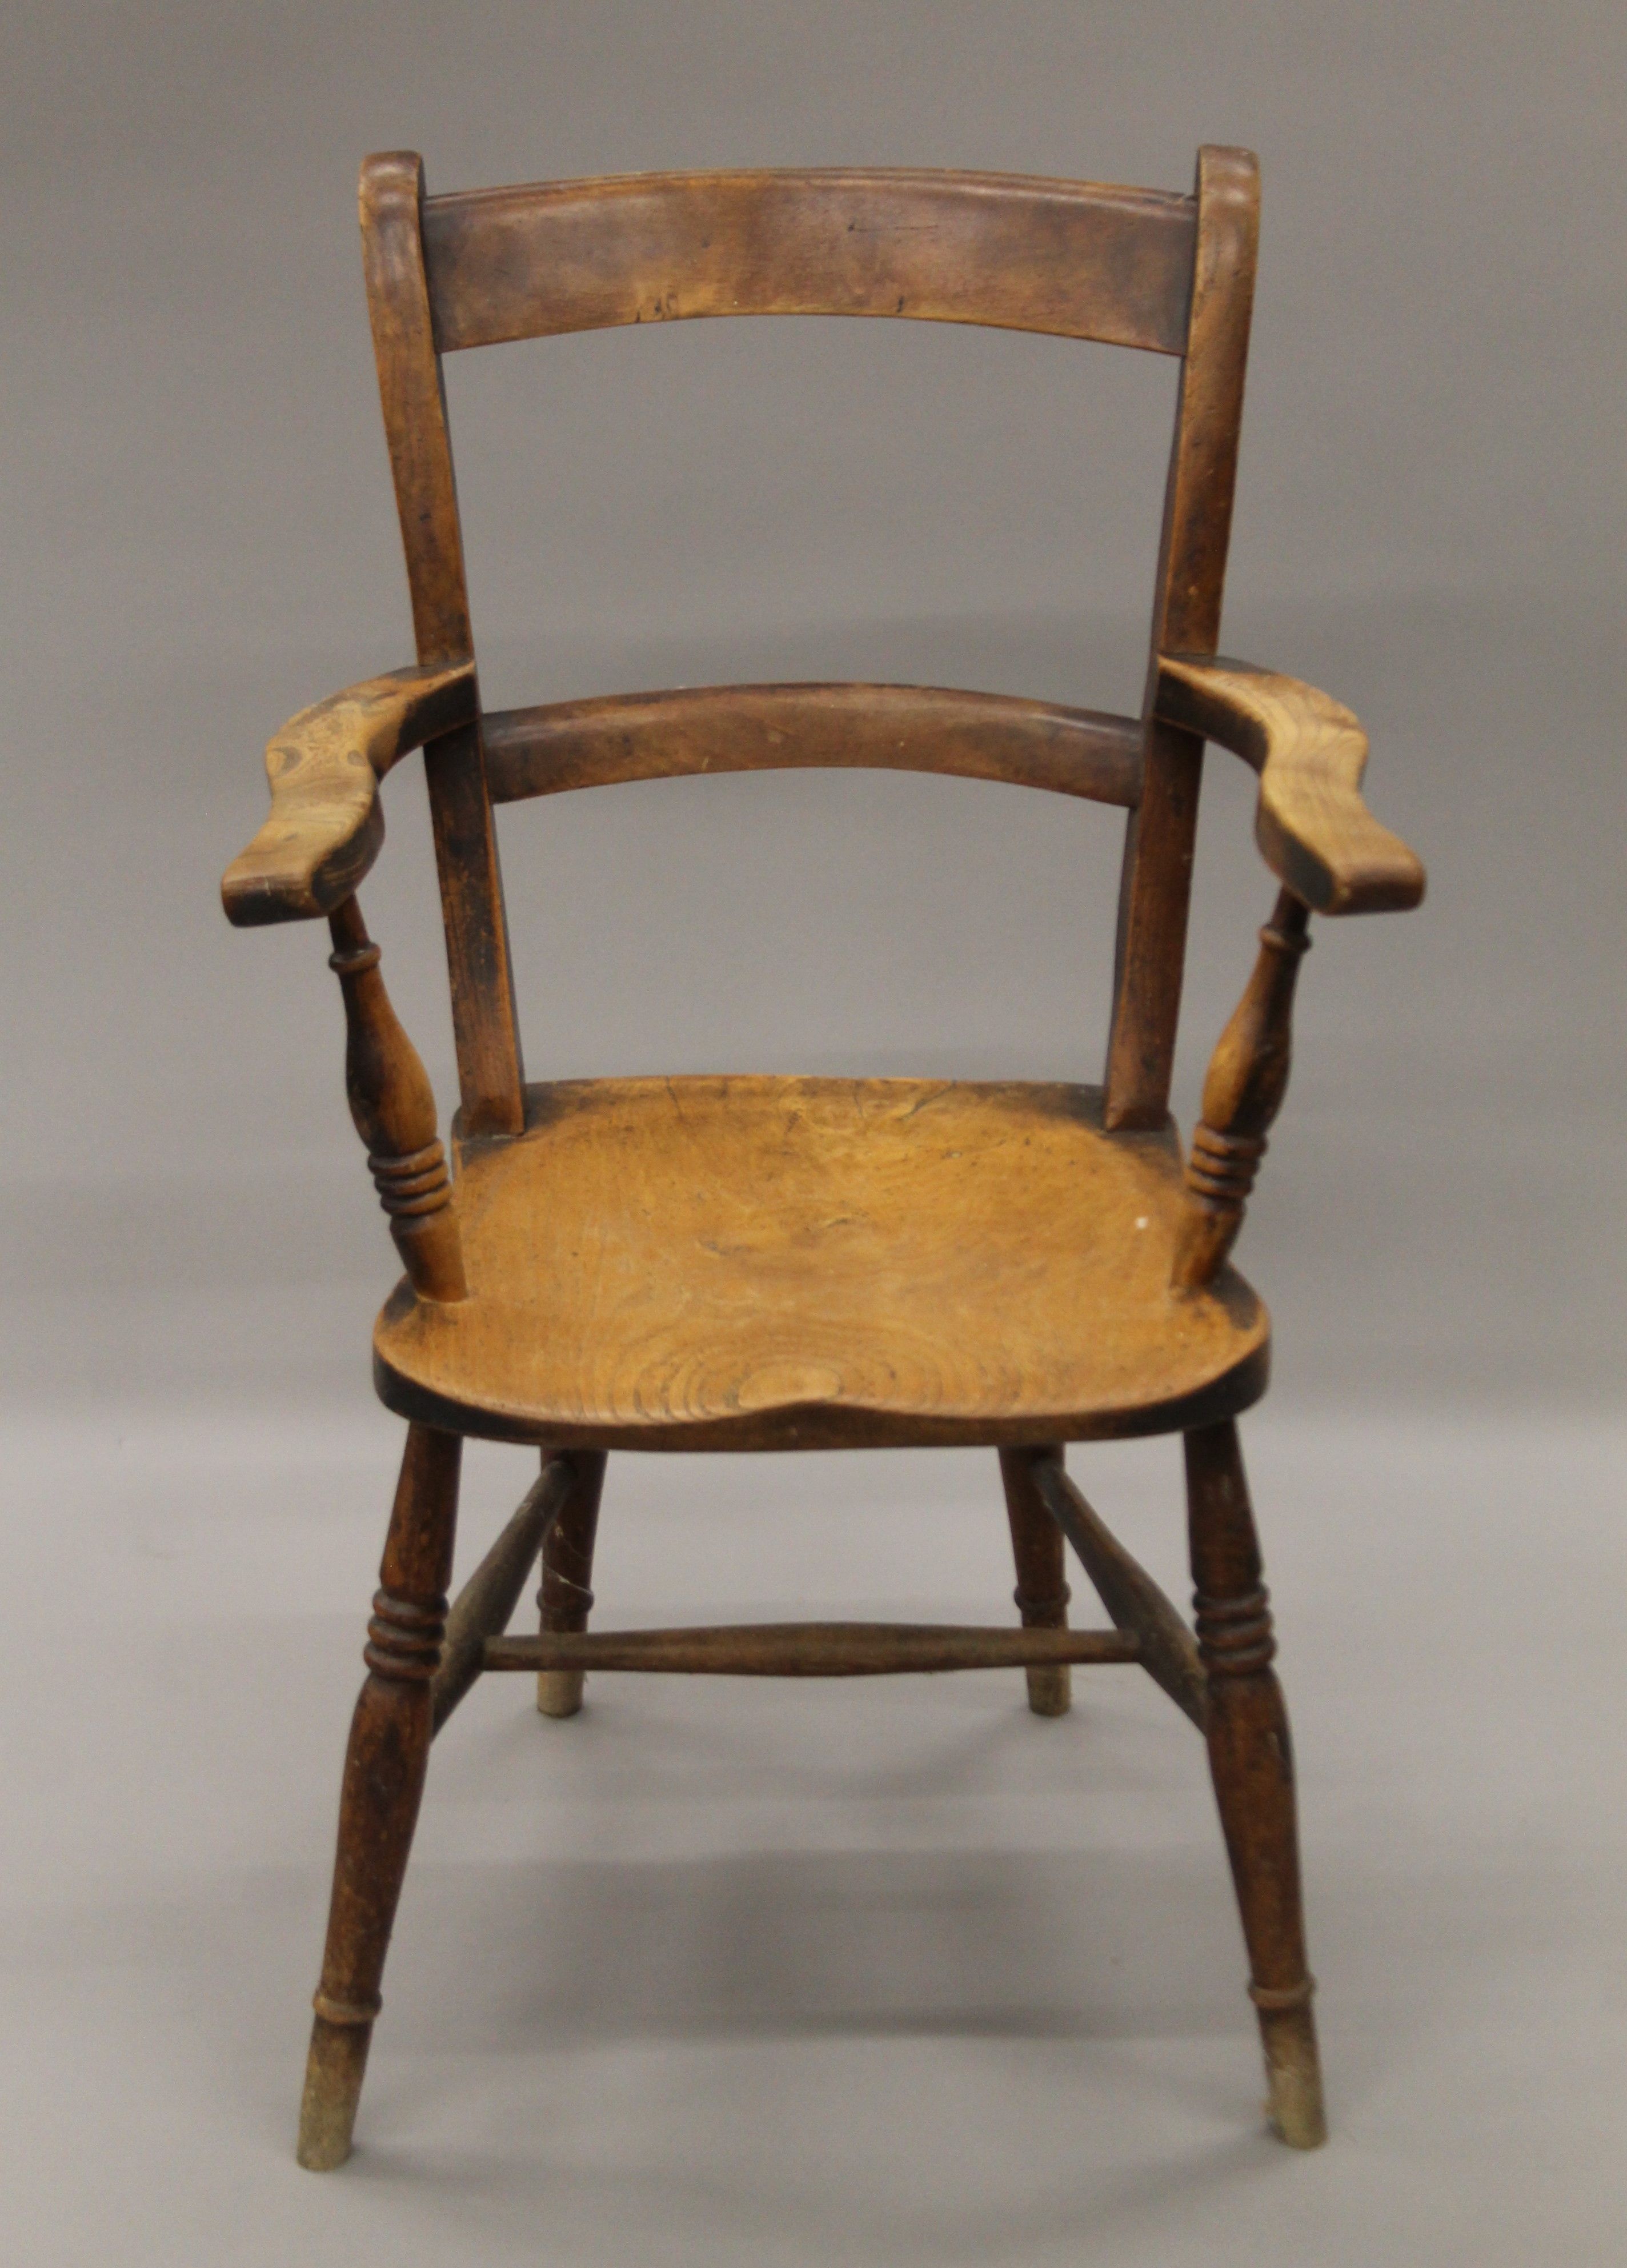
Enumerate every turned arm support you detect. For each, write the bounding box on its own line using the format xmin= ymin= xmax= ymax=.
xmin=221 ymin=661 xmax=477 ymax=925
xmin=221 ymin=667 xmax=475 ymax=1301
xmin=1157 ymin=655 xmax=1426 ymax=1289
xmin=326 ymin=897 xmax=467 ymax=1304
xmin=1153 ymin=654 xmax=1425 ymax=916
xmin=1172 ymin=888 xmax=1311 ymax=1291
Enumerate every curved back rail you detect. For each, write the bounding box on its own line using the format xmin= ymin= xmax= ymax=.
xmin=421 ymin=169 xmax=1197 ymax=355
xmin=482 ymin=683 xmax=1144 ymax=807
xmin=352 ymin=150 xmax=1261 ymax=1134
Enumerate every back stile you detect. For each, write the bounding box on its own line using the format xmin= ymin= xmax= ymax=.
xmin=360 ymin=153 xmax=526 ymax=1136
xmin=1104 ymin=147 xmax=1259 ymax=1130
xmin=359 ymin=151 xmax=1257 ymax=1140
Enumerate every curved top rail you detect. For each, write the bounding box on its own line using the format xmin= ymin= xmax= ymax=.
xmin=422 ymin=168 xmax=1196 ymax=355
xmin=480 ymin=682 xmax=1144 ymax=807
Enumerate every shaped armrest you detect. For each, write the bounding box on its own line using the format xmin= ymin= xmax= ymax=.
xmin=1154 ymin=654 xmax=1425 ymax=914
xmin=221 ymin=661 xmax=478 ymax=925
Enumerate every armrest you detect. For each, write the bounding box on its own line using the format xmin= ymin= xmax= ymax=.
xmin=221 ymin=661 xmax=478 ymax=925
xmin=1153 ymin=654 xmax=1425 ymax=914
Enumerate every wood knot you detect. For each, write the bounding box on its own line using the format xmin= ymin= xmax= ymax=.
xmin=363 ymin=1587 xmax=447 ymax=1681
xmin=1193 ymin=1584 xmax=1276 ymax=1676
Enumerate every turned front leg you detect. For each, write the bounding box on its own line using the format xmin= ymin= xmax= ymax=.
xmin=327 ymin=895 xmax=467 ymax=1303
xmin=1185 ymin=1420 xmax=1325 ymax=2148
xmin=298 ymin=1424 xmax=462 ymax=2170
xmin=1173 ymin=888 xmax=1310 ymax=1291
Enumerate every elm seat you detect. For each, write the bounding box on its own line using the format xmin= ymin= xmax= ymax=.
xmin=373 ymin=1076 xmax=1271 ymax=1450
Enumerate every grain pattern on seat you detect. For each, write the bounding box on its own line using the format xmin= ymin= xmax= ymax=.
xmin=372 ymin=1077 xmax=1269 ymax=1449
xmin=483 ymin=683 xmax=1144 ymax=805
xmin=422 ymin=169 xmax=1197 ymax=355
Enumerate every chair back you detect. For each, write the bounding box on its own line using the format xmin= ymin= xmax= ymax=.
xmin=358 ymin=151 xmax=1259 ymax=1135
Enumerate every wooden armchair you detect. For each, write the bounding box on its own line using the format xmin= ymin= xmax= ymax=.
xmin=223 ymin=149 xmax=1424 ymax=2173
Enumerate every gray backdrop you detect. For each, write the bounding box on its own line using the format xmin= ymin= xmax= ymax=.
xmin=3 ymin=5 xmax=1622 ymax=2263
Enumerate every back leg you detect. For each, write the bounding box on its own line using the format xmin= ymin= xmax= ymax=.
xmin=536 ymin=1449 xmax=608 ymax=1718
xmin=1185 ymin=1419 xmax=1326 ymax=2147
xmin=998 ymin=1446 xmax=1073 ymax=1716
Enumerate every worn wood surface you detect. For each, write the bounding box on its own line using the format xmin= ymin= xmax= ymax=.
xmin=1173 ymin=889 xmax=1311 ymax=1292
xmin=298 ymin=1424 xmax=462 ymax=2171
xmin=360 ymin=153 xmax=472 ymax=665
xmin=1155 ymin=654 xmax=1426 ymax=915
xmin=1185 ymin=1419 xmax=1325 ymax=2148
xmin=422 ymin=168 xmax=1197 ymax=354
xmin=998 ymin=1448 xmax=1074 ymax=1717
xmin=1105 ymin=146 xmax=1260 ymax=1130
xmin=325 ymin=897 xmax=467 ymax=1305
xmin=222 ymin=663 xmax=476 ymax=926
xmin=1027 ymin=1449 xmax=1209 ymax=1728
xmin=373 ymin=1077 xmax=1270 ymax=1449
xmin=535 ymin=1449 xmax=607 ymax=1718
xmin=486 ymin=1622 xmax=1141 ymax=1677
xmin=430 ymin=1460 xmax=574 ymax=1734
xmin=483 ymin=683 xmax=1143 ymax=806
